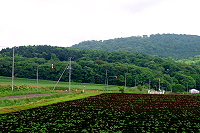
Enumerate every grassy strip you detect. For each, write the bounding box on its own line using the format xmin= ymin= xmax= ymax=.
xmin=0 ymin=90 xmax=57 ymax=97
xmin=0 ymin=84 xmax=59 ymax=97
xmin=0 ymin=76 xmax=118 ymax=91
xmin=0 ymin=93 xmax=72 ymax=107
xmin=0 ymin=91 xmax=103 ymax=114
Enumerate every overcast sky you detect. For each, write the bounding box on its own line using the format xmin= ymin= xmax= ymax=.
xmin=0 ymin=0 xmax=200 ymax=50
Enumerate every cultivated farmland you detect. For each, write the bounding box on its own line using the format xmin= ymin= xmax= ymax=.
xmin=0 ymin=93 xmax=199 ymax=132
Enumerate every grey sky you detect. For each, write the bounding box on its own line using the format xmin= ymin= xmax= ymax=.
xmin=0 ymin=0 xmax=200 ymax=50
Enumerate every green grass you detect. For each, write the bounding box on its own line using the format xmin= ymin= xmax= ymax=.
xmin=0 ymin=76 xmax=112 ymax=114
xmin=0 ymin=76 xmax=119 ymax=91
xmin=0 ymin=76 xmax=154 ymax=96
xmin=0 ymin=84 xmax=56 ymax=97
xmin=0 ymin=76 xmax=147 ymax=114
xmin=0 ymin=91 xmax=103 ymax=114
xmin=0 ymin=93 xmax=71 ymax=107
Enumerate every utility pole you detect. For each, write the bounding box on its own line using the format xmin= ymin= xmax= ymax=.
xmin=105 ymin=70 xmax=108 ymax=91
xmin=124 ymin=73 xmax=128 ymax=90
xmin=68 ymin=57 xmax=72 ymax=91
xmin=134 ymin=77 xmax=138 ymax=91
xmin=12 ymin=47 xmax=14 ymax=91
xmin=107 ymin=76 xmax=117 ymax=91
xmin=149 ymin=79 xmax=151 ymax=90
xmin=158 ymin=78 xmax=161 ymax=90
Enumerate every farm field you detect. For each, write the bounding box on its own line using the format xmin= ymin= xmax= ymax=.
xmin=0 ymin=93 xmax=199 ymax=132
xmin=0 ymin=76 xmax=119 ymax=91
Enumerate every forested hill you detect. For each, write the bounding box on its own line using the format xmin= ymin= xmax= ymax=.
xmin=72 ymin=34 xmax=200 ymax=60
xmin=1 ymin=45 xmax=200 ymax=92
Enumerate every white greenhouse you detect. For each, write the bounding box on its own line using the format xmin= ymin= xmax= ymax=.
xmin=189 ymin=89 xmax=200 ymax=93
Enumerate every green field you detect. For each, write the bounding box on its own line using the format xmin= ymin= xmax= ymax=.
xmin=0 ymin=76 xmax=147 ymax=114
xmin=0 ymin=76 xmax=119 ymax=91
xmin=0 ymin=76 xmax=106 ymax=114
xmin=0 ymin=91 xmax=103 ymax=114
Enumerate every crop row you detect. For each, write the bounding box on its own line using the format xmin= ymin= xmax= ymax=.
xmin=0 ymin=93 xmax=199 ymax=132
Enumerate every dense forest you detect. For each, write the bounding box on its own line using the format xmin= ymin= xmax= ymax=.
xmin=177 ymin=55 xmax=200 ymax=66
xmin=0 ymin=45 xmax=200 ymax=92
xmin=72 ymin=34 xmax=200 ymax=60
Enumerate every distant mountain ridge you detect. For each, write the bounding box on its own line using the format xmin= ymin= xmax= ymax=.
xmin=72 ymin=34 xmax=200 ymax=60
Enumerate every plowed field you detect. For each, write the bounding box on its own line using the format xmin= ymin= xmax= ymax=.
xmin=0 ymin=93 xmax=199 ymax=132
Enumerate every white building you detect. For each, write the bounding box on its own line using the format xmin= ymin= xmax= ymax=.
xmin=189 ymin=89 xmax=199 ymax=93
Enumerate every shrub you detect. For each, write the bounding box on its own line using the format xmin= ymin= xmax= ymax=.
xmin=137 ymin=85 xmax=143 ymax=91
xmin=118 ymin=86 xmax=124 ymax=93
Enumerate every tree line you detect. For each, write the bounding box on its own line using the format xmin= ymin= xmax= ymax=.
xmin=72 ymin=34 xmax=200 ymax=60
xmin=0 ymin=45 xmax=200 ymax=92
xmin=177 ymin=55 xmax=200 ymax=66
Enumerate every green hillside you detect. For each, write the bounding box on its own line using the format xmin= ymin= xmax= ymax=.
xmin=0 ymin=45 xmax=200 ymax=92
xmin=72 ymin=34 xmax=200 ymax=60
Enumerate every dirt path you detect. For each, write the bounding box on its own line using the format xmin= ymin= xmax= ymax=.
xmin=0 ymin=93 xmax=60 ymax=99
